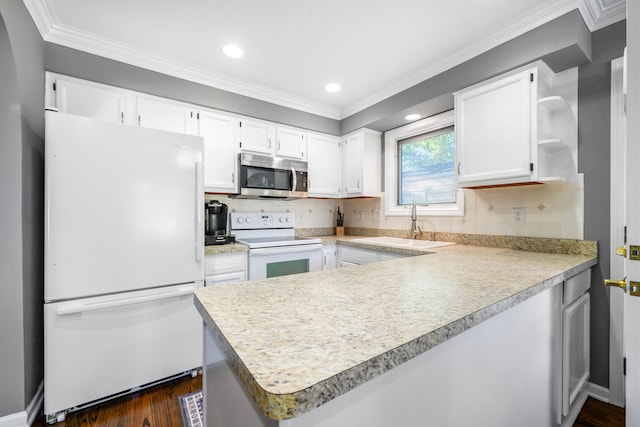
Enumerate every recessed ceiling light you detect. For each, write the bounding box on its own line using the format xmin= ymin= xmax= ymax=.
xmin=404 ymin=113 xmax=422 ymax=121
xmin=325 ymin=83 xmax=341 ymax=93
xmin=223 ymin=44 xmax=244 ymax=59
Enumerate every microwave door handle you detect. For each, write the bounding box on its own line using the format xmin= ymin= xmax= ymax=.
xmin=291 ymin=167 xmax=297 ymax=192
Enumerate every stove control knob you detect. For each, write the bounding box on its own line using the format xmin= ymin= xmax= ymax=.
xmin=246 ymin=217 xmax=253 ymax=224
xmin=279 ymin=217 xmax=285 ymax=223
xmin=237 ymin=217 xmax=244 ymax=223
xmin=286 ymin=217 xmax=292 ymax=223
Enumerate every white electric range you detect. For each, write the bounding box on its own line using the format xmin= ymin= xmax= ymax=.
xmin=231 ymin=212 xmax=323 ymax=280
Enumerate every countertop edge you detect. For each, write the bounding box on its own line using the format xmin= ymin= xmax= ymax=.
xmin=194 ymin=255 xmax=597 ymax=420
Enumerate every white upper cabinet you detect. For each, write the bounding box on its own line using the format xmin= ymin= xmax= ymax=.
xmin=239 ymin=119 xmax=306 ymax=160
xmin=341 ymin=128 xmax=381 ymax=197
xmin=307 ymin=133 xmax=341 ymax=198
xmin=198 ymin=111 xmax=239 ymax=193
xmin=52 ymin=77 xmax=127 ymax=124
xmin=454 ymin=61 xmax=577 ymax=188
xmin=276 ymin=126 xmax=306 ymax=160
xmin=239 ymin=118 xmax=275 ymax=156
xmin=136 ymin=97 xmax=197 ymax=135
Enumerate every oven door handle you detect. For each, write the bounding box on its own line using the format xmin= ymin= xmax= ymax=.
xmin=249 ymin=244 xmax=323 ymax=257
xmin=291 ymin=167 xmax=297 ymax=192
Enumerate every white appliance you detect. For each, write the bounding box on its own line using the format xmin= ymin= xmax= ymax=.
xmin=231 ymin=212 xmax=322 ymax=280
xmin=44 ymin=112 xmax=204 ymax=423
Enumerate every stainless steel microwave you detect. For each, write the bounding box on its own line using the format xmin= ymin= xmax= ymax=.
xmin=233 ymin=153 xmax=308 ymax=199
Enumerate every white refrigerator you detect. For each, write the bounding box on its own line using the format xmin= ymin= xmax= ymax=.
xmin=43 ymin=111 xmax=205 ymax=422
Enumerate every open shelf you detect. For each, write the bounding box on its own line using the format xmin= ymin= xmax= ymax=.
xmin=539 ymin=138 xmax=568 ymax=153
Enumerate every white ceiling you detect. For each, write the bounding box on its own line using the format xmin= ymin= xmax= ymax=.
xmin=25 ymin=0 xmax=625 ymax=120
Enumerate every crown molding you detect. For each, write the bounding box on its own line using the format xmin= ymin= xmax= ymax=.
xmin=341 ymin=0 xmax=580 ymax=118
xmin=578 ymin=0 xmax=626 ymax=31
xmin=23 ymin=0 xmax=626 ymax=121
xmin=23 ymin=0 xmax=341 ymax=120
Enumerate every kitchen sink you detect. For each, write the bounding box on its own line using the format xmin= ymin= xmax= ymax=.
xmin=350 ymin=236 xmax=456 ymax=250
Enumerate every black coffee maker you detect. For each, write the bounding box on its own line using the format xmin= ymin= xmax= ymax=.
xmin=205 ymin=200 xmax=235 ymax=245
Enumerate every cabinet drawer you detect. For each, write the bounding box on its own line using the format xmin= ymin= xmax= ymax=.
xmin=205 ymin=252 xmax=247 ymax=276
xmin=563 ymin=269 xmax=591 ymax=305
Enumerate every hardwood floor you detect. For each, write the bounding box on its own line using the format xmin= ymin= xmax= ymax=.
xmin=33 ymin=374 xmax=201 ymax=427
xmin=573 ymin=397 xmax=625 ymax=427
xmin=32 ymin=376 xmax=624 ymax=427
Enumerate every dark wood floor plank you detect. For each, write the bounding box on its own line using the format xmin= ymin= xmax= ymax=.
xmin=33 ymin=374 xmax=202 ymax=427
xmin=573 ymin=397 xmax=625 ymax=427
xmin=33 ymin=376 xmax=625 ymax=426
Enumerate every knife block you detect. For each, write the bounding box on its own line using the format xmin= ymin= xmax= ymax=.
xmin=336 ymin=226 xmax=344 ymax=236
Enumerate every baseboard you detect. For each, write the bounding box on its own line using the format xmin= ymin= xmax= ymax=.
xmin=0 ymin=380 xmax=44 ymax=427
xmin=585 ymin=381 xmax=611 ymax=403
xmin=0 ymin=412 xmax=27 ymax=427
xmin=559 ymin=381 xmax=614 ymax=427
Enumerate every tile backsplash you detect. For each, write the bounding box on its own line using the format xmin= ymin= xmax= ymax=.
xmin=204 ymin=195 xmax=343 ymax=229
xmin=344 ymin=174 xmax=584 ymax=240
xmin=206 ymin=174 xmax=584 ymax=240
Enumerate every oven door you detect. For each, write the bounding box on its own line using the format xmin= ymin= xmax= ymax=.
xmin=247 ymin=244 xmax=323 ymax=280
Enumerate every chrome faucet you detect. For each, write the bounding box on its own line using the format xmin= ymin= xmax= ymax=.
xmin=410 ymin=200 xmax=422 ymax=239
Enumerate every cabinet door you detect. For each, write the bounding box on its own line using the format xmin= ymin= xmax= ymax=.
xmin=322 ymin=244 xmax=337 ymax=270
xmin=239 ymin=119 xmax=274 ymax=155
xmin=276 ymin=127 xmax=306 ymax=159
xmin=562 ymin=292 xmax=590 ymax=416
xmin=342 ymin=133 xmax=364 ymax=196
xmin=199 ymin=112 xmax=239 ymax=193
xmin=456 ymin=70 xmax=533 ymax=185
xmin=308 ymin=133 xmax=341 ymax=198
xmin=136 ymin=97 xmax=196 ymax=135
xmin=54 ymin=78 xmax=127 ymax=124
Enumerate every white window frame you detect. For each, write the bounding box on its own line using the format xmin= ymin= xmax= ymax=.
xmin=384 ymin=110 xmax=464 ymax=216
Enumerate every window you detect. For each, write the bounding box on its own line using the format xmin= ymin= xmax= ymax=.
xmin=398 ymin=126 xmax=455 ymax=205
xmin=384 ymin=110 xmax=464 ymax=216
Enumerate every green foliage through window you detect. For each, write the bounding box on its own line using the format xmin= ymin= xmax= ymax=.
xmin=398 ymin=126 xmax=455 ymax=205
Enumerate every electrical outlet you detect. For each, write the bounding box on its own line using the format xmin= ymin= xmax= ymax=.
xmin=512 ymin=207 xmax=526 ymax=224
xmin=298 ymin=213 xmax=304 ymax=225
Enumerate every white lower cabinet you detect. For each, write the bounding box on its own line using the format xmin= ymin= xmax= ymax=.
xmin=322 ymin=244 xmax=337 ymax=270
xmin=205 ymin=252 xmax=247 ymax=286
xmin=555 ymin=268 xmax=591 ymax=424
xmin=337 ymin=245 xmax=407 ymax=267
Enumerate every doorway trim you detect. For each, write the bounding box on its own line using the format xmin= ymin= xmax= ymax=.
xmin=609 ymin=55 xmax=626 ymax=407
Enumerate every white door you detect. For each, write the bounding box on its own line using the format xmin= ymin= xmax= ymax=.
xmin=199 ymin=111 xmax=239 ymax=193
xmin=609 ymin=56 xmax=626 ymax=408
xmin=308 ymin=133 xmax=342 ymax=198
xmin=54 ymin=78 xmax=127 ymax=124
xmin=44 ymin=282 xmax=203 ymax=416
xmin=626 ymin=2 xmax=640 ymax=425
xmin=136 ymin=96 xmax=196 ymax=134
xmin=240 ymin=119 xmax=274 ymax=155
xmin=455 ymin=69 xmax=533 ymax=185
xmin=276 ymin=126 xmax=305 ymax=159
xmin=342 ymin=132 xmax=363 ymax=196
xmin=45 ymin=112 xmax=204 ymax=301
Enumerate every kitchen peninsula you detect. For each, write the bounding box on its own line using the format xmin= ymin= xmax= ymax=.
xmin=194 ymin=243 xmax=597 ymax=427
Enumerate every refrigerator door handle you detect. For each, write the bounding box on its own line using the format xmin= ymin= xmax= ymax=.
xmin=195 ymin=161 xmax=204 ymax=261
xmin=55 ymin=286 xmax=195 ymax=315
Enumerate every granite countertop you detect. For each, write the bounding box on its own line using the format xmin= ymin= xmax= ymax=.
xmin=204 ymin=243 xmax=248 ymax=256
xmin=193 ymin=244 xmax=597 ymax=421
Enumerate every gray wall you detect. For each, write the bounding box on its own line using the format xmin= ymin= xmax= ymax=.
xmin=44 ymin=44 xmax=341 ymax=136
xmin=341 ymin=10 xmax=592 ymax=134
xmin=0 ymin=3 xmax=625 ymax=416
xmin=578 ymin=21 xmax=626 ymax=387
xmin=0 ymin=0 xmax=45 ymax=417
